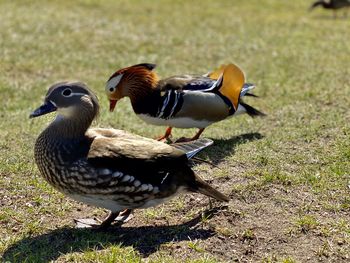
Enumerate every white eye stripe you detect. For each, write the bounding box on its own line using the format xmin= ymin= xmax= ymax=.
xmin=106 ymin=74 xmax=123 ymax=91
xmin=63 ymin=92 xmax=88 ymax=97
xmin=71 ymin=92 xmax=89 ymax=96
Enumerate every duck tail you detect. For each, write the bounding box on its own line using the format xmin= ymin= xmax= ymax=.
xmin=192 ymin=174 xmax=229 ymax=202
xmin=240 ymin=83 xmax=255 ymax=97
xmin=239 ymin=102 xmax=266 ymax=117
xmin=171 ymin=138 xmax=213 ymax=159
xmin=207 ymin=64 xmax=264 ymax=116
xmin=244 ymin=93 xmax=259 ymax=98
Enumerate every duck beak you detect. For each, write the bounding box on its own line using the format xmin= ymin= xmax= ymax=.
xmin=30 ymin=101 xmax=57 ymax=118
xmin=109 ymin=99 xmax=118 ymax=112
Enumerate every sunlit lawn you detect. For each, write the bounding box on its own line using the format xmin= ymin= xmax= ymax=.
xmin=0 ymin=0 xmax=349 ymax=262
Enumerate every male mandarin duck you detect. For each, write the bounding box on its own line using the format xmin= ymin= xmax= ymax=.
xmin=106 ymin=63 xmax=265 ymax=142
xmin=30 ymin=81 xmax=228 ymax=228
xmin=309 ymin=0 xmax=350 ymax=17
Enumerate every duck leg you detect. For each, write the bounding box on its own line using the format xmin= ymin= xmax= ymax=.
xmin=191 ymin=128 xmax=205 ymax=140
xmin=114 ymin=209 xmax=134 ymax=223
xmin=99 ymin=211 xmax=120 ymax=228
xmin=156 ymin=127 xmax=173 ymax=141
xmin=175 ymin=128 xmax=205 ymax=143
xmin=74 ymin=209 xmax=133 ymax=229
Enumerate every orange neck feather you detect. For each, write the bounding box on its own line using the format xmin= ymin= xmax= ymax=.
xmin=124 ymin=67 xmax=159 ymax=103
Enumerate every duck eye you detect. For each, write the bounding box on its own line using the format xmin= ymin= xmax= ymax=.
xmin=62 ymin=88 xmax=72 ymax=97
xmin=109 ymin=87 xmax=115 ymax=93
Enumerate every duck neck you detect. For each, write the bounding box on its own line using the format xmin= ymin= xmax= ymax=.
xmin=321 ymin=1 xmax=331 ymax=8
xmin=46 ymin=108 xmax=94 ymax=139
xmin=324 ymin=1 xmax=331 ymax=8
xmin=34 ymin=109 xmax=94 ymax=172
xmin=128 ymin=72 xmax=161 ymax=115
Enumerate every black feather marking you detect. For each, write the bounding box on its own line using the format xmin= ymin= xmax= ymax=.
xmin=133 ymin=63 xmax=156 ymax=71
xmin=183 ymin=78 xmax=217 ymax=92
xmin=170 ymin=92 xmax=183 ymax=117
xmin=217 ymin=93 xmax=235 ymax=115
xmin=244 ymin=93 xmax=259 ymax=98
xmin=240 ymin=102 xmax=266 ymax=117
xmin=162 ymin=91 xmax=176 ymax=118
xmin=156 ymin=90 xmax=184 ymax=119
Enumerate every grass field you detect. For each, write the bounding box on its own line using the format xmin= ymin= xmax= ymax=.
xmin=0 ymin=0 xmax=349 ymax=262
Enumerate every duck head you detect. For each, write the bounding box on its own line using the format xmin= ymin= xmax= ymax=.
xmin=30 ymin=81 xmax=99 ymax=120
xmin=105 ymin=63 xmax=158 ymax=112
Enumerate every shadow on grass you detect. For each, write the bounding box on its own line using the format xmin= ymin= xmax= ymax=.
xmin=200 ymin=132 xmax=263 ymax=165
xmin=312 ymin=14 xmax=349 ymax=20
xmin=2 ymin=207 xmax=223 ymax=262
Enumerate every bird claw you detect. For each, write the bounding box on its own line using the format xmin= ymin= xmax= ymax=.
xmin=156 ymin=135 xmax=173 ymax=143
xmin=115 ymin=211 xmax=134 ymax=223
xmin=74 ymin=212 xmax=133 ymax=229
xmin=155 ymin=136 xmax=173 ymax=144
xmin=74 ymin=218 xmax=102 ymax=228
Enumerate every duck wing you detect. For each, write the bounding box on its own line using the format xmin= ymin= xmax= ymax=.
xmin=156 ymin=64 xmax=248 ymax=117
xmin=84 ymin=128 xmax=228 ymax=202
xmin=85 ymin=129 xmax=229 ymax=201
xmin=158 ymin=74 xmax=219 ymax=92
xmin=86 ymin=128 xmax=187 ymax=170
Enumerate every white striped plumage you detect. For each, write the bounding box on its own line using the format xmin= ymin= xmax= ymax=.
xmin=106 ymin=63 xmax=265 ymax=141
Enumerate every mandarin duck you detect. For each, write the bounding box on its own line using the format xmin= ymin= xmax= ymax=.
xmin=30 ymin=82 xmax=228 ymax=228
xmin=106 ymin=63 xmax=265 ymax=142
xmin=309 ymin=0 xmax=350 ymax=17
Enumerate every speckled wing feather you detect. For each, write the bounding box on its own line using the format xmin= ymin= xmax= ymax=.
xmin=86 ymin=128 xmax=187 ymax=170
xmin=84 ymin=128 xmax=228 ymax=203
xmin=84 ymin=128 xmax=191 ymax=193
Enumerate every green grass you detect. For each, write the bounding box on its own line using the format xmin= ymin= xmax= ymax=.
xmin=1 ymin=0 xmax=350 ymax=262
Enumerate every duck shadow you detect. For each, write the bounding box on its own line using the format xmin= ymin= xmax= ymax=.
xmin=199 ymin=132 xmax=263 ymax=165
xmin=2 ymin=207 xmax=223 ymax=262
xmin=312 ymin=14 xmax=349 ymax=20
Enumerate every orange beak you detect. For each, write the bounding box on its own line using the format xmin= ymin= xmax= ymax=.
xmin=109 ymin=100 xmax=118 ymax=112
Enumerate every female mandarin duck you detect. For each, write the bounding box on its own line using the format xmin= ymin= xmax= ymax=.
xmin=30 ymin=82 xmax=228 ymax=228
xmin=106 ymin=63 xmax=265 ymax=142
xmin=310 ymin=0 xmax=350 ymax=10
